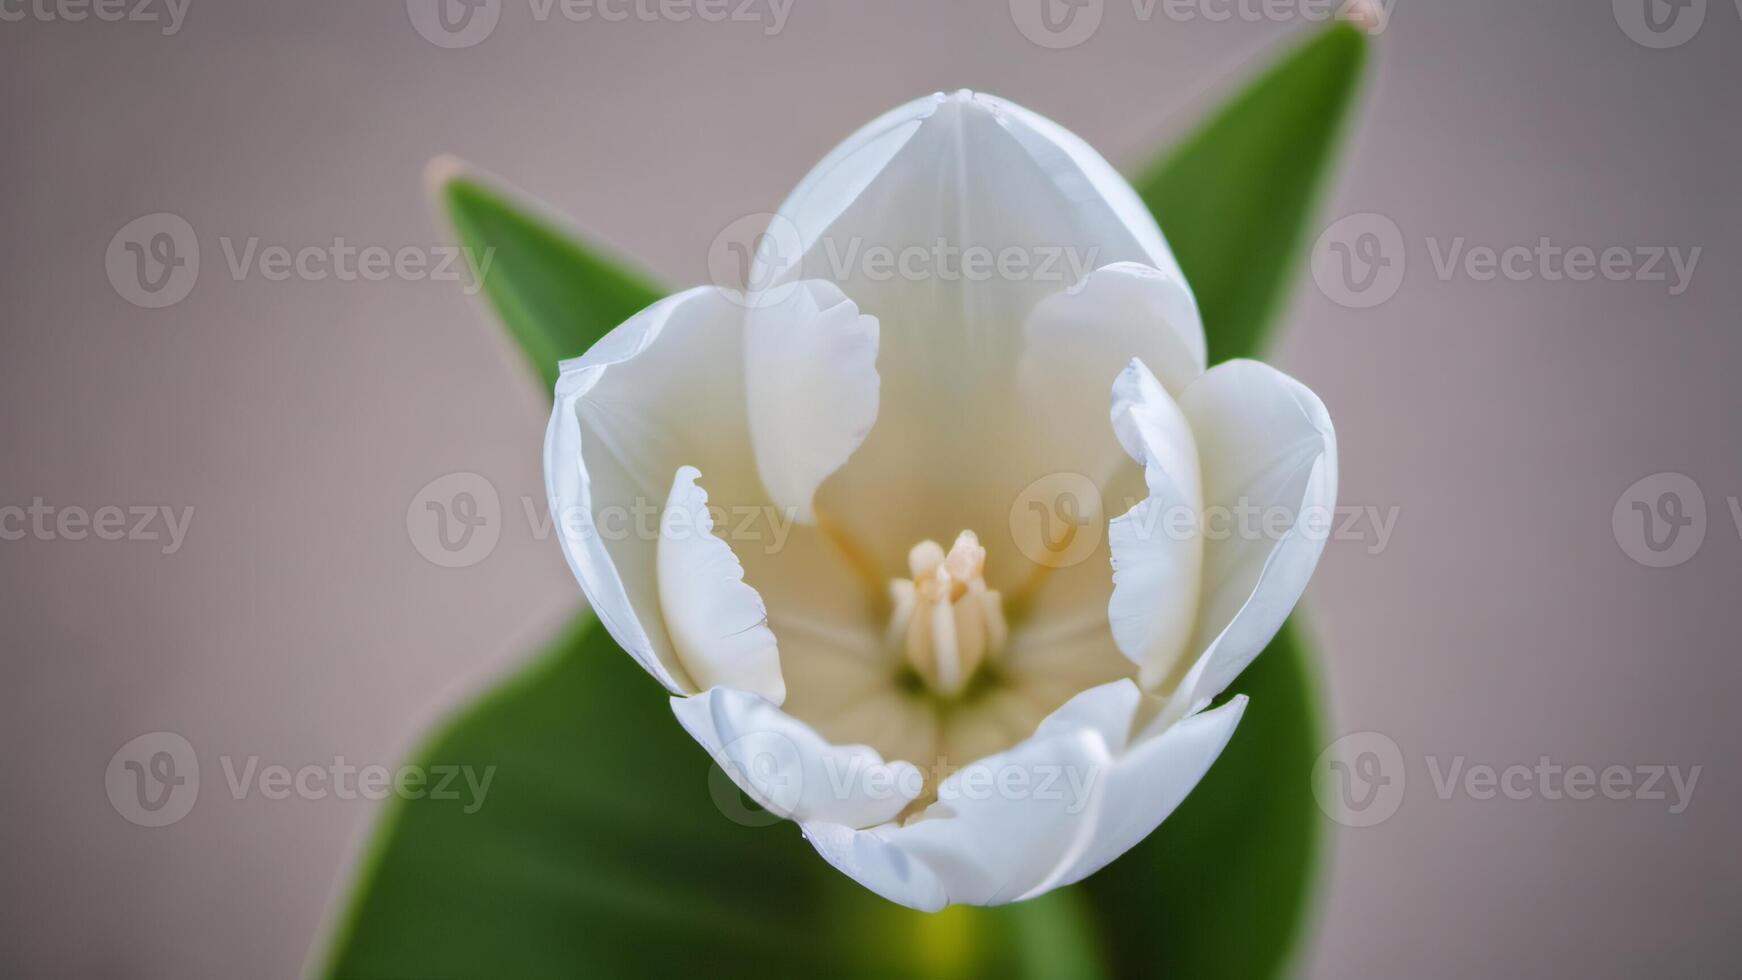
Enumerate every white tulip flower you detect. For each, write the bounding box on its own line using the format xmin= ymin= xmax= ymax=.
xmin=545 ymin=91 xmax=1337 ymax=911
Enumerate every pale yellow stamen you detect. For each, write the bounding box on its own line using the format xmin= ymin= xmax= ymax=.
xmin=888 ymin=531 xmax=1008 ymax=697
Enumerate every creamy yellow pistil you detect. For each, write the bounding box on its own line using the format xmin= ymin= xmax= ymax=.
xmin=887 ymin=531 xmax=1009 ymax=697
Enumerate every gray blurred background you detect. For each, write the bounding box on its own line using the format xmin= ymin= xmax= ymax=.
xmin=2 ymin=0 xmax=1738 ymax=976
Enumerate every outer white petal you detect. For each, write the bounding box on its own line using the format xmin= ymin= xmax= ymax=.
xmin=801 ymin=821 xmax=950 ymax=913
xmin=811 ymin=728 xmax=1114 ymax=909
xmin=544 ymin=286 xmax=760 ymax=694
xmin=671 ymin=687 xmax=922 ymax=830
xmin=762 ymin=91 xmax=1176 ymax=290
xmin=1027 ymin=694 xmax=1247 ymax=896
xmin=1107 ymin=358 xmax=1204 ymax=689
xmin=1171 ymin=359 xmax=1338 ymax=707
xmin=744 ymin=280 xmax=880 ymax=523
xmin=805 ymin=678 xmax=1242 ymax=910
xmin=657 ymin=467 xmax=784 ymax=703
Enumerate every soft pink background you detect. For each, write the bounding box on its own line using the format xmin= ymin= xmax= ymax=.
xmin=3 ymin=0 xmax=1738 ymax=976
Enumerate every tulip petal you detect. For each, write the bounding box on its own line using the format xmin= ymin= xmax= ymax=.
xmin=999 ymin=265 xmax=1206 ymax=613
xmin=1171 ymin=359 xmax=1337 ymax=706
xmin=763 ymin=92 xmax=1176 ymax=295
xmin=745 ymin=280 xmax=880 ymax=523
xmin=795 ymin=680 xmax=1131 ymax=909
xmin=671 ymin=687 xmax=923 ymax=830
xmin=813 ymin=729 xmax=1115 ymax=909
xmin=802 ymin=820 xmax=951 ymax=913
xmin=545 ymin=286 xmax=763 ymax=694
xmin=1023 ymin=694 xmax=1247 ymax=897
xmin=804 ymin=682 xmax=1245 ymax=910
xmin=1021 ymin=261 xmax=1206 ymax=407
xmin=657 ymin=467 xmax=784 ymax=703
xmin=1107 ymin=358 xmax=1204 ymax=689
xmin=764 ymin=92 xmax=1183 ymax=576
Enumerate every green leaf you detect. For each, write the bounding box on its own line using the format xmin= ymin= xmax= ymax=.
xmin=325 ymin=23 xmax=1367 ymax=979
xmin=437 ymin=163 xmax=664 ymax=390
xmin=1134 ymin=23 xmax=1370 ymax=364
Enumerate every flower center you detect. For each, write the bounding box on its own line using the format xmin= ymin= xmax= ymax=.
xmin=887 ymin=531 xmax=1009 ymax=697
